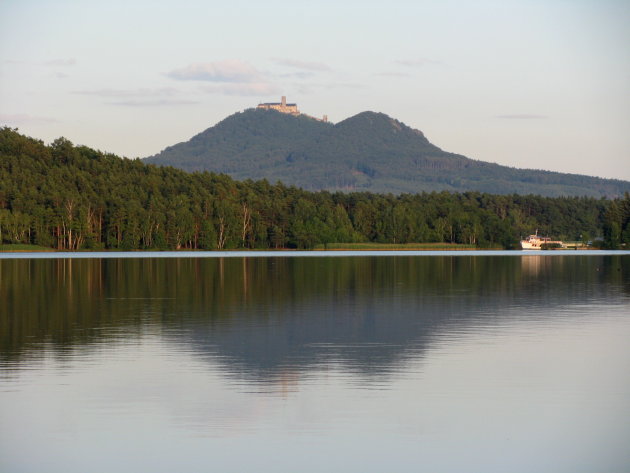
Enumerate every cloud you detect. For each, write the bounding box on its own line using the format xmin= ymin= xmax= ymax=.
xmin=73 ymin=87 xmax=180 ymax=98
xmin=294 ymin=81 xmax=364 ymax=95
xmin=4 ymin=58 xmax=76 ymax=67
xmin=167 ymin=59 xmax=281 ymax=96
xmin=272 ymin=58 xmax=331 ymax=72
xmin=0 ymin=114 xmax=58 ymax=125
xmin=167 ymin=60 xmax=262 ymax=82
xmin=201 ymin=82 xmax=280 ymax=96
xmin=44 ymin=58 xmax=76 ymax=67
xmin=73 ymin=88 xmax=197 ymax=106
xmin=496 ymin=114 xmax=548 ymax=119
xmin=278 ymin=71 xmax=318 ymax=79
xmin=374 ymin=72 xmax=411 ymax=78
xmin=396 ymin=58 xmax=443 ymax=67
xmin=108 ymin=99 xmax=199 ymax=107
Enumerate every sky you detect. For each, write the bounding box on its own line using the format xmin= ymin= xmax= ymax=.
xmin=1 ymin=0 xmax=629 ymax=180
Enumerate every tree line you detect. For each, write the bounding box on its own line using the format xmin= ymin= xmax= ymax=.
xmin=1 ymin=127 xmax=628 ymax=250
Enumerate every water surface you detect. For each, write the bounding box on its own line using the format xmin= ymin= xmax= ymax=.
xmin=1 ymin=254 xmax=629 ymax=472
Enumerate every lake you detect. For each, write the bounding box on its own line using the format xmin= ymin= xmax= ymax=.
xmin=1 ymin=252 xmax=629 ymax=472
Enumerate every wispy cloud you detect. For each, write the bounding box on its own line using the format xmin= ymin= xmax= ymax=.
xmin=4 ymin=58 xmax=77 ymax=67
xmin=277 ymin=71 xmax=318 ymax=80
xmin=294 ymin=81 xmax=364 ymax=95
xmin=73 ymin=87 xmax=197 ymax=107
xmin=166 ymin=59 xmax=282 ymax=96
xmin=272 ymin=58 xmax=331 ymax=72
xmin=324 ymin=82 xmax=364 ymax=89
xmin=44 ymin=58 xmax=76 ymax=67
xmin=396 ymin=58 xmax=443 ymax=67
xmin=108 ymin=99 xmax=199 ymax=107
xmin=0 ymin=113 xmax=58 ymax=125
xmin=201 ymin=82 xmax=280 ymax=96
xmin=73 ymin=87 xmax=180 ymax=98
xmin=496 ymin=114 xmax=548 ymax=119
xmin=374 ymin=72 xmax=411 ymax=78
xmin=167 ymin=60 xmax=262 ymax=82
xmin=4 ymin=58 xmax=76 ymax=79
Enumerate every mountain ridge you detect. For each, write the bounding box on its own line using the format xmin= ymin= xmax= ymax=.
xmin=145 ymin=109 xmax=630 ymax=197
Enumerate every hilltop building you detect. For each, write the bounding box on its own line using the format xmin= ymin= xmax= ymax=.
xmin=257 ymin=96 xmax=299 ymax=116
xmin=257 ymin=96 xmax=328 ymax=122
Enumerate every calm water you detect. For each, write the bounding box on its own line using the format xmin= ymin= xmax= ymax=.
xmin=1 ymin=253 xmax=629 ymax=473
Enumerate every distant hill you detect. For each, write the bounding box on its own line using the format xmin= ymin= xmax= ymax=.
xmin=145 ymin=109 xmax=630 ymax=197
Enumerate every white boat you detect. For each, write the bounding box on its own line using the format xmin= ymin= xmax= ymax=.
xmin=520 ymin=231 xmax=565 ymax=250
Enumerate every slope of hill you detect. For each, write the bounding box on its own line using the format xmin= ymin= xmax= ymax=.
xmin=145 ymin=109 xmax=630 ymax=197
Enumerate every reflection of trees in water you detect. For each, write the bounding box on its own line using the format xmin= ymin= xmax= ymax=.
xmin=1 ymin=255 xmax=628 ymax=380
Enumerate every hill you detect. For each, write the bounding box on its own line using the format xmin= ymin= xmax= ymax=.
xmin=145 ymin=109 xmax=630 ymax=197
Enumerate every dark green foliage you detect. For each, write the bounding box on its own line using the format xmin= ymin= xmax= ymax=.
xmin=0 ymin=127 xmax=622 ymax=251
xmin=145 ymin=109 xmax=630 ymax=198
xmin=602 ymin=193 xmax=630 ymax=249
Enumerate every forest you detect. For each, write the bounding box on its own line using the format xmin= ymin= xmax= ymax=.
xmin=1 ymin=127 xmax=629 ymax=251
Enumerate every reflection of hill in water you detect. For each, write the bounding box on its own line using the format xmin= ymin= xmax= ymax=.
xmin=1 ymin=255 xmax=628 ymax=381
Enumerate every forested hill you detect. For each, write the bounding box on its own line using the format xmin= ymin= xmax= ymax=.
xmin=1 ymin=127 xmax=629 ymax=251
xmin=145 ymin=108 xmax=630 ymax=198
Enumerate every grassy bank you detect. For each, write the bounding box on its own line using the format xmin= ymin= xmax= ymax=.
xmin=0 ymin=244 xmax=55 ymax=252
xmin=313 ymin=242 xmax=486 ymax=251
xmin=0 ymin=243 xmax=496 ymax=252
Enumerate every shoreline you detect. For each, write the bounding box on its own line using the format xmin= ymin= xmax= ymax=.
xmin=1 ymin=249 xmax=628 ymax=259
xmin=0 ymin=246 xmax=603 ymax=253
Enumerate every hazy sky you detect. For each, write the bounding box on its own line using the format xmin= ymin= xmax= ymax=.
xmin=1 ymin=0 xmax=629 ymax=180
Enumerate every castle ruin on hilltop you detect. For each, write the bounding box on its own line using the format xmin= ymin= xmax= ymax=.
xmin=257 ymin=96 xmax=328 ymax=122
